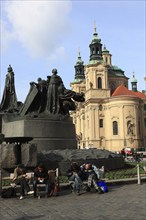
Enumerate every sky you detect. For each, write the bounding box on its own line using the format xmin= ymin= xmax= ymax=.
xmin=0 ymin=0 xmax=145 ymax=102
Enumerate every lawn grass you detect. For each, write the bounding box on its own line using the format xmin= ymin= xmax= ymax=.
xmin=104 ymin=161 xmax=146 ymax=180
xmin=59 ymin=161 xmax=146 ymax=182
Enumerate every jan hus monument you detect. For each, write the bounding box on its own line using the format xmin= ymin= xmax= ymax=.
xmin=0 ymin=65 xmax=85 ymax=151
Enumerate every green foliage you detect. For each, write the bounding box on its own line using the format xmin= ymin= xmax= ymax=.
xmin=2 ymin=179 xmax=12 ymax=187
xmin=105 ymin=162 xmax=146 ymax=180
xmin=59 ymin=175 xmax=69 ymax=183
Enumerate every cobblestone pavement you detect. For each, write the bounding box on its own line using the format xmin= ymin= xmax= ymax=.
xmin=0 ymin=183 xmax=146 ymax=220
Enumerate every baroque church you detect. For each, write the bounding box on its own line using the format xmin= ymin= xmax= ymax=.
xmin=70 ymin=27 xmax=146 ymax=152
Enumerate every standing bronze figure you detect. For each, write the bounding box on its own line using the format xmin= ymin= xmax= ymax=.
xmin=0 ymin=65 xmax=18 ymax=112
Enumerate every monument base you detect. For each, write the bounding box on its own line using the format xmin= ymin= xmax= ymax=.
xmin=2 ymin=116 xmax=77 ymax=151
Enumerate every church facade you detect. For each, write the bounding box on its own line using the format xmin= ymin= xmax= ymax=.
xmin=70 ymin=27 xmax=146 ymax=152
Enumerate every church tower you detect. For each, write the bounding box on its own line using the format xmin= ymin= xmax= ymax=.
xmin=82 ymin=26 xmax=110 ymax=148
xmin=131 ymin=72 xmax=137 ymax=92
xmin=70 ymin=50 xmax=86 ymax=94
xmin=89 ymin=25 xmax=103 ymax=61
xmin=85 ymin=25 xmax=110 ymax=97
xmin=74 ymin=49 xmax=85 ymax=81
xmin=102 ymin=45 xmax=112 ymax=65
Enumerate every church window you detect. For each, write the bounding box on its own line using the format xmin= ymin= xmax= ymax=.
xmin=99 ymin=119 xmax=103 ymax=128
xmin=97 ymin=77 xmax=102 ymax=89
xmin=96 ymin=47 xmax=99 ymax=54
xmin=92 ymin=47 xmax=95 ymax=54
xmin=113 ymin=121 xmax=118 ymax=135
xmin=99 ymin=104 xmax=102 ymax=111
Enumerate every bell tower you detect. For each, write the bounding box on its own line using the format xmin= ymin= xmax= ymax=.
xmin=70 ymin=49 xmax=86 ymax=94
xmin=89 ymin=24 xmax=103 ymax=62
xmin=131 ymin=72 xmax=137 ymax=92
xmin=74 ymin=49 xmax=85 ymax=80
xmin=102 ymin=45 xmax=112 ymax=65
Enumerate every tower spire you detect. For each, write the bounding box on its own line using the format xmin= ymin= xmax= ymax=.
xmin=74 ymin=48 xmax=85 ymax=81
xmin=131 ymin=71 xmax=137 ymax=92
xmin=94 ymin=20 xmax=96 ymax=33
xmin=89 ymin=23 xmax=102 ymax=62
xmin=78 ymin=47 xmax=81 ymax=57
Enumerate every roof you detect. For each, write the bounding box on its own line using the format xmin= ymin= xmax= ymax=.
xmin=112 ymin=84 xmax=146 ymax=99
xmin=108 ymin=66 xmax=127 ymax=78
xmin=111 ymin=65 xmax=124 ymax=72
xmin=134 ymin=91 xmax=146 ymax=98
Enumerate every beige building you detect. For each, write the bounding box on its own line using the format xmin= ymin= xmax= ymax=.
xmin=70 ymin=27 xmax=146 ymax=152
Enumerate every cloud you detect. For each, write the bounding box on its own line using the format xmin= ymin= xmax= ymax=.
xmin=1 ymin=19 xmax=15 ymax=52
xmin=1 ymin=0 xmax=72 ymax=59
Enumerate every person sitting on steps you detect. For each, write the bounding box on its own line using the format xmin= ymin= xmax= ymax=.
xmin=67 ymin=162 xmax=84 ymax=196
xmin=11 ymin=164 xmax=34 ymax=200
xmin=33 ymin=163 xmax=50 ymax=198
xmin=80 ymin=162 xmax=101 ymax=193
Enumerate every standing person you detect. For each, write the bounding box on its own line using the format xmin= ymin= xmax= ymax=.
xmin=12 ymin=164 xmax=33 ymax=200
xmin=80 ymin=162 xmax=100 ymax=192
xmin=120 ymin=148 xmax=126 ymax=158
xmin=67 ymin=162 xmax=83 ymax=195
xmin=33 ymin=163 xmax=50 ymax=198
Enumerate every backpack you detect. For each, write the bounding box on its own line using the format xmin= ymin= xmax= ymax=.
xmin=1 ymin=187 xmax=16 ymax=198
xmin=97 ymin=181 xmax=108 ymax=193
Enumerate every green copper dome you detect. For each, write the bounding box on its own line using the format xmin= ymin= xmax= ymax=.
xmin=102 ymin=45 xmax=109 ymax=54
xmin=90 ymin=27 xmax=101 ymax=44
xmin=76 ymin=51 xmax=84 ymax=65
xmin=131 ymin=73 xmax=137 ymax=83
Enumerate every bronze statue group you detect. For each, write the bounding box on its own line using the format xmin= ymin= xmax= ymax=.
xmin=0 ymin=66 xmax=85 ymax=117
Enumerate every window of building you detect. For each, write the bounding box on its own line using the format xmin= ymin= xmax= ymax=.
xmin=96 ymin=47 xmax=99 ymax=54
xmin=99 ymin=119 xmax=103 ymax=128
xmin=99 ymin=104 xmax=102 ymax=111
xmin=144 ymin=104 xmax=146 ymax=111
xmin=92 ymin=47 xmax=95 ymax=55
xmin=97 ymin=77 xmax=102 ymax=89
xmin=113 ymin=121 xmax=118 ymax=135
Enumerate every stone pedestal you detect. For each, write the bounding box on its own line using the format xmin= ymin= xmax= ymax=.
xmin=2 ymin=116 xmax=77 ymax=151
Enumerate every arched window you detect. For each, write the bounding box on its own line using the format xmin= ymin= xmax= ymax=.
xmin=92 ymin=47 xmax=95 ymax=54
xmin=113 ymin=121 xmax=118 ymax=135
xmin=98 ymin=77 xmax=102 ymax=89
xmin=96 ymin=47 xmax=99 ymax=54
xmin=99 ymin=119 xmax=103 ymax=128
xmin=144 ymin=104 xmax=146 ymax=111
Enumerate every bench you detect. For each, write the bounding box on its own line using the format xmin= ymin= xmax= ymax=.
xmin=9 ymin=168 xmax=59 ymax=198
xmin=10 ymin=172 xmax=34 ymax=181
xmin=68 ymin=166 xmax=105 ymax=191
